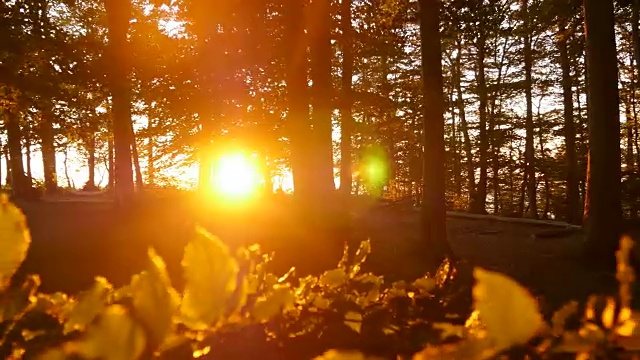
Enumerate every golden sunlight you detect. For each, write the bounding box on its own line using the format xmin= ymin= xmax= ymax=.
xmin=211 ymin=152 xmax=263 ymax=200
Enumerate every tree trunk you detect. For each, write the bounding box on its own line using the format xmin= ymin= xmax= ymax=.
xmin=108 ymin=137 xmax=114 ymax=190
xmin=471 ymin=31 xmax=488 ymax=214
xmin=632 ymin=0 xmax=640 ymax=82
xmin=147 ymin=117 xmax=155 ymax=186
xmin=339 ymin=0 xmax=353 ymax=197
xmin=4 ymin=145 xmax=11 ymax=187
xmin=105 ymin=0 xmax=134 ymax=204
xmin=130 ymin=125 xmax=143 ymax=189
xmin=583 ymin=0 xmax=622 ymax=273
xmin=418 ymin=0 xmax=454 ymax=272
xmin=40 ymin=104 xmax=57 ymax=194
xmin=6 ymin=111 xmax=27 ymax=198
xmin=523 ymin=0 xmax=537 ymax=219
xmin=284 ymin=0 xmax=311 ymax=199
xmin=453 ymin=40 xmax=475 ymax=207
xmin=309 ymin=0 xmax=336 ymax=197
xmin=24 ymin=137 xmax=32 ymax=182
xmin=558 ymin=22 xmax=581 ymax=224
xmin=87 ymin=134 xmax=96 ymax=190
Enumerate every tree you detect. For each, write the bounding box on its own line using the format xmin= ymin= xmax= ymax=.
xmin=104 ymin=0 xmax=135 ymax=204
xmin=418 ymin=0 xmax=454 ymax=271
xmin=582 ymin=0 xmax=622 ymax=272
xmin=340 ymin=0 xmax=354 ymax=197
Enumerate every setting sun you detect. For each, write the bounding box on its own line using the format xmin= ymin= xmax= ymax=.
xmin=211 ymin=152 xmax=263 ymax=199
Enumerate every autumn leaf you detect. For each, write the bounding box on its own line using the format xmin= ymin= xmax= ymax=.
xmin=130 ymin=248 xmax=179 ymax=349
xmin=63 ymin=277 xmax=112 ymax=334
xmin=68 ymin=304 xmax=146 ymax=360
xmin=0 ymin=194 xmax=31 ymax=291
xmin=181 ymin=227 xmax=239 ymax=330
xmin=472 ymin=267 xmax=544 ymax=352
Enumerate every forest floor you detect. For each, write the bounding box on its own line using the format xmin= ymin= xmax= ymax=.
xmin=12 ymin=194 xmax=616 ymax=319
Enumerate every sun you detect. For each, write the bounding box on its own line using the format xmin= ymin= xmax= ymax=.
xmin=211 ymin=152 xmax=263 ymax=200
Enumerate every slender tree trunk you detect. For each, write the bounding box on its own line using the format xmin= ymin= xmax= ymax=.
xmin=309 ymin=0 xmax=336 ymax=197
xmin=523 ymin=0 xmax=537 ymax=219
xmin=583 ymin=0 xmax=622 ymax=273
xmin=284 ymin=0 xmax=311 ymax=199
xmin=419 ymin=0 xmax=454 ymax=271
xmin=105 ymin=0 xmax=134 ymax=204
xmin=558 ymin=23 xmax=581 ymax=224
xmin=24 ymin=137 xmax=32 ymax=182
xmin=448 ymin=80 xmax=461 ymax=198
xmin=453 ymin=41 xmax=475 ymax=206
xmin=40 ymin=105 xmax=57 ymax=194
xmin=632 ymin=0 xmax=640 ymax=81
xmin=63 ymin=145 xmax=73 ymax=189
xmin=130 ymin=126 xmax=143 ymax=189
xmin=87 ymin=134 xmax=96 ymax=190
xmin=340 ymin=0 xmax=353 ymax=197
xmin=471 ymin=32 xmax=488 ymax=214
xmin=4 ymin=145 xmax=11 ymax=187
xmin=6 ymin=111 xmax=27 ymax=198
xmin=108 ymin=137 xmax=115 ymax=190
xmin=147 ymin=117 xmax=155 ymax=186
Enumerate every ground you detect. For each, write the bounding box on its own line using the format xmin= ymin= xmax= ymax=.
xmin=14 ymin=194 xmax=607 ymax=318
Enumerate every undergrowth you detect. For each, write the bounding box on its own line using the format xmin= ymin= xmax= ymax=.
xmin=0 ymin=195 xmax=639 ymax=359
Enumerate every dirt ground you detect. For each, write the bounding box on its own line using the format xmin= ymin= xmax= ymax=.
xmin=12 ymin=198 xmax=607 ymax=317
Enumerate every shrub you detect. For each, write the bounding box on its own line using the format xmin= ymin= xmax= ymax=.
xmin=0 ymin=195 xmax=638 ymax=359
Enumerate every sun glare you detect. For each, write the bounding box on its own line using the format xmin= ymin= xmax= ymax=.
xmin=212 ymin=153 xmax=263 ymax=200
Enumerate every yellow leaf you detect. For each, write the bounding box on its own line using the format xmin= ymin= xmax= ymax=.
xmin=319 ymin=268 xmax=348 ymax=288
xmin=314 ymin=349 xmax=366 ymax=360
xmin=130 ymin=248 xmax=179 ymax=349
xmin=252 ymin=285 xmax=295 ymax=322
xmin=344 ymin=311 xmax=362 ymax=333
xmin=181 ymin=227 xmax=239 ymax=330
xmin=472 ymin=267 xmax=543 ymax=352
xmin=69 ymin=305 xmax=146 ymax=360
xmin=0 ymin=195 xmax=31 ymax=291
xmin=433 ymin=322 xmax=465 ymax=339
xmin=64 ymin=277 xmax=112 ymax=334
xmin=36 ymin=348 xmax=67 ymax=360
xmin=412 ymin=277 xmax=436 ymax=294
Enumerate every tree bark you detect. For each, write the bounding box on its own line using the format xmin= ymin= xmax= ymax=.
xmin=582 ymin=0 xmax=622 ymax=273
xmin=284 ymin=0 xmax=311 ymax=199
xmin=130 ymin=125 xmax=143 ymax=189
xmin=339 ymin=0 xmax=353 ymax=197
xmin=309 ymin=0 xmax=336 ymax=197
xmin=105 ymin=0 xmax=134 ymax=204
xmin=418 ymin=0 xmax=454 ymax=271
xmin=40 ymin=104 xmax=57 ymax=194
xmin=523 ymin=0 xmax=537 ymax=219
xmin=558 ymin=22 xmax=581 ymax=224
xmin=471 ymin=30 xmax=488 ymax=214
xmin=87 ymin=134 xmax=96 ymax=190
xmin=147 ymin=116 xmax=155 ymax=186
xmin=6 ymin=111 xmax=27 ymax=198
xmin=453 ymin=40 xmax=475 ymax=207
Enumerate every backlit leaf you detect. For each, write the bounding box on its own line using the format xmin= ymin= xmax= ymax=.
xmin=64 ymin=277 xmax=112 ymax=334
xmin=130 ymin=248 xmax=179 ymax=349
xmin=0 ymin=195 xmax=31 ymax=291
xmin=252 ymin=284 xmax=295 ymax=322
xmin=344 ymin=311 xmax=362 ymax=333
xmin=319 ymin=268 xmax=348 ymax=288
xmin=472 ymin=267 xmax=543 ymax=352
xmin=314 ymin=349 xmax=366 ymax=360
xmin=181 ymin=227 xmax=238 ymax=330
xmin=69 ymin=304 xmax=146 ymax=360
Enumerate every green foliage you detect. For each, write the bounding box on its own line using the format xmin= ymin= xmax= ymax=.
xmin=1 ymin=198 xmax=640 ymax=359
